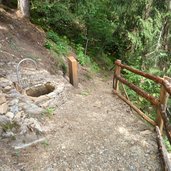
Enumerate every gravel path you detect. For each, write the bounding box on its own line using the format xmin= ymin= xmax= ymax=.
xmin=0 ymin=76 xmax=162 ymax=171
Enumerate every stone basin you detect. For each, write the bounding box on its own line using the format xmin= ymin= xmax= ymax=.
xmin=25 ymin=82 xmax=55 ymax=97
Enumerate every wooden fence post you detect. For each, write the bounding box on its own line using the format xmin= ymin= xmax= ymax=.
xmin=68 ymin=56 xmax=78 ymax=87
xmin=113 ymin=60 xmax=121 ymax=91
xmin=157 ymin=76 xmax=170 ymax=133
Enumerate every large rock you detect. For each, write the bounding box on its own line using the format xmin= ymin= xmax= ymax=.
xmin=0 ymin=103 xmax=8 ymax=114
xmin=5 ymin=112 xmax=14 ymax=119
xmin=0 ymin=115 xmax=10 ymax=126
xmin=0 ymin=77 xmax=13 ymax=88
xmin=20 ymin=117 xmax=44 ymax=135
xmin=22 ymin=103 xmax=43 ymax=115
xmin=1 ymin=131 xmax=14 ymax=138
xmin=0 ymin=96 xmax=6 ymax=105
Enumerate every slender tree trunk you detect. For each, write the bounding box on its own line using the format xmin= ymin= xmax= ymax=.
xmin=162 ymin=0 xmax=171 ymax=51
xmin=168 ymin=0 xmax=171 ymax=52
xmin=18 ymin=0 xmax=30 ymax=18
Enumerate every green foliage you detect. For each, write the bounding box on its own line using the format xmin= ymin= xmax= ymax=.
xmin=46 ymin=31 xmax=70 ymax=56
xmin=164 ymin=136 xmax=171 ymax=152
xmin=31 ymin=0 xmax=170 ymax=72
xmin=41 ymin=140 xmax=49 ymax=148
xmin=2 ymin=121 xmax=18 ymax=132
xmin=76 ymin=44 xmax=99 ymax=72
xmin=42 ymin=107 xmax=55 ymax=119
xmin=123 ymin=68 xmax=160 ymax=120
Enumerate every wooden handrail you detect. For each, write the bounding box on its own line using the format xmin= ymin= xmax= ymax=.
xmin=113 ymin=60 xmax=171 ymax=170
xmin=113 ymin=89 xmax=156 ymax=126
xmin=115 ymin=60 xmax=164 ymax=84
xmin=116 ymin=75 xmax=160 ymax=106
xmin=115 ymin=60 xmax=171 ymax=96
xmin=163 ymin=79 xmax=171 ymax=96
xmin=113 ymin=59 xmax=171 ymax=133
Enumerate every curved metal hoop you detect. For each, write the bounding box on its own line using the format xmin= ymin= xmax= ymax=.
xmin=16 ymin=58 xmax=37 ymax=87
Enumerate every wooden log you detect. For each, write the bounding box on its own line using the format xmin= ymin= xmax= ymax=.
xmin=113 ymin=89 xmax=156 ymax=126
xmin=68 ymin=56 xmax=78 ymax=87
xmin=116 ymin=75 xmax=160 ymax=106
xmin=160 ymin=105 xmax=171 ymax=145
xmin=156 ymin=126 xmax=171 ymax=171
xmin=156 ymin=76 xmax=170 ymax=133
xmin=120 ymin=83 xmax=133 ymax=112
xmin=13 ymin=138 xmax=46 ymax=150
xmin=115 ymin=60 xmax=163 ymax=84
xmin=156 ymin=76 xmax=171 ymax=138
xmin=120 ymin=83 xmax=129 ymax=100
xmin=113 ymin=60 xmax=121 ymax=91
xmin=163 ymin=78 xmax=171 ymax=96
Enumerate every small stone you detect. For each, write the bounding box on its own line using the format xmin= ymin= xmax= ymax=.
xmin=116 ymin=156 xmax=120 ymax=161
xmin=6 ymin=112 xmax=14 ymax=119
xmin=23 ymin=103 xmax=43 ymax=115
xmin=2 ymin=131 xmax=14 ymax=138
xmin=20 ymin=118 xmax=44 ymax=135
xmin=14 ymin=112 xmax=22 ymax=120
xmin=0 ymin=103 xmax=8 ymax=114
xmin=131 ymin=141 xmax=135 ymax=145
xmin=9 ymin=105 xmax=19 ymax=115
xmin=123 ymin=153 xmax=126 ymax=157
xmin=0 ymin=78 xmax=13 ymax=88
xmin=8 ymin=99 xmax=19 ymax=106
xmin=9 ymin=24 xmax=14 ymax=30
xmin=93 ymin=100 xmax=102 ymax=108
xmin=4 ymin=86 xmax=12 ymax=92
xmin=140 ymin=130 xmax=152 ymax=135
xmin=0 ymin=115 xmax=10 ymax=126
xmin=8 ymin=89 xmax=21 ymax=98
xmin=0 ymin=96 xmax=6 ymax=105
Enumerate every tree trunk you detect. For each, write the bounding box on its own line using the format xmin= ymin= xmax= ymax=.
xmin=18 ymin=0 xmax=30 ymax=18
xmin=162 ymin=0 xmax=171 ymax=51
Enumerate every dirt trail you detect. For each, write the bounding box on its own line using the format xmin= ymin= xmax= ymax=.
xmin=1 ymin=76 xmax=162 ymax=171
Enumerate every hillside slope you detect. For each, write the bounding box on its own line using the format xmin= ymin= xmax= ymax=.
xmin=0 ymin=8 xmax=57 ymax=76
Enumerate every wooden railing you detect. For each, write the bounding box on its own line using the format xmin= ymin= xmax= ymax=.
xmin=113 ymin=60 xmax=171 ymax=134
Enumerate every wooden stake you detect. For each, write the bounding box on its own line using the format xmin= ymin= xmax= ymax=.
xmin=68 ymin=56 xmax=78 ymax=87
xmin=113 ymin=60 xmax=121 ymax=91
xmin=160 ymin=105 xmax=171 ymax=145
xmin=156 ymin=126 xmax=171 ymax=171
xmin=120 ymin=83 xmax=133 ymax=112
xmin=157 ymin=76 xmax=170 ymax=134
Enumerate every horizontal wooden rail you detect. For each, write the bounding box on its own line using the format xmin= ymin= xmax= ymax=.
xmin=115 ymin=60 xmax=171 ymax=96
xmin=115 ymin=75 xmax=160 ymax=106
xmin=115 ymin=60 xmax=163 ymax=84
xmin=113 ymin=89 xmax=156 ymax=126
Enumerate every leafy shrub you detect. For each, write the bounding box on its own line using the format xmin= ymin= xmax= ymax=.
xmin=76 ymin=44 xmax=99 ymax=72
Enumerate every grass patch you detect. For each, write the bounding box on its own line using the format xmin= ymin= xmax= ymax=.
xmin=163 ymin=136 xmax=171 ymax=152
xmin=42 ymin=107 xmax=55 ymax=119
